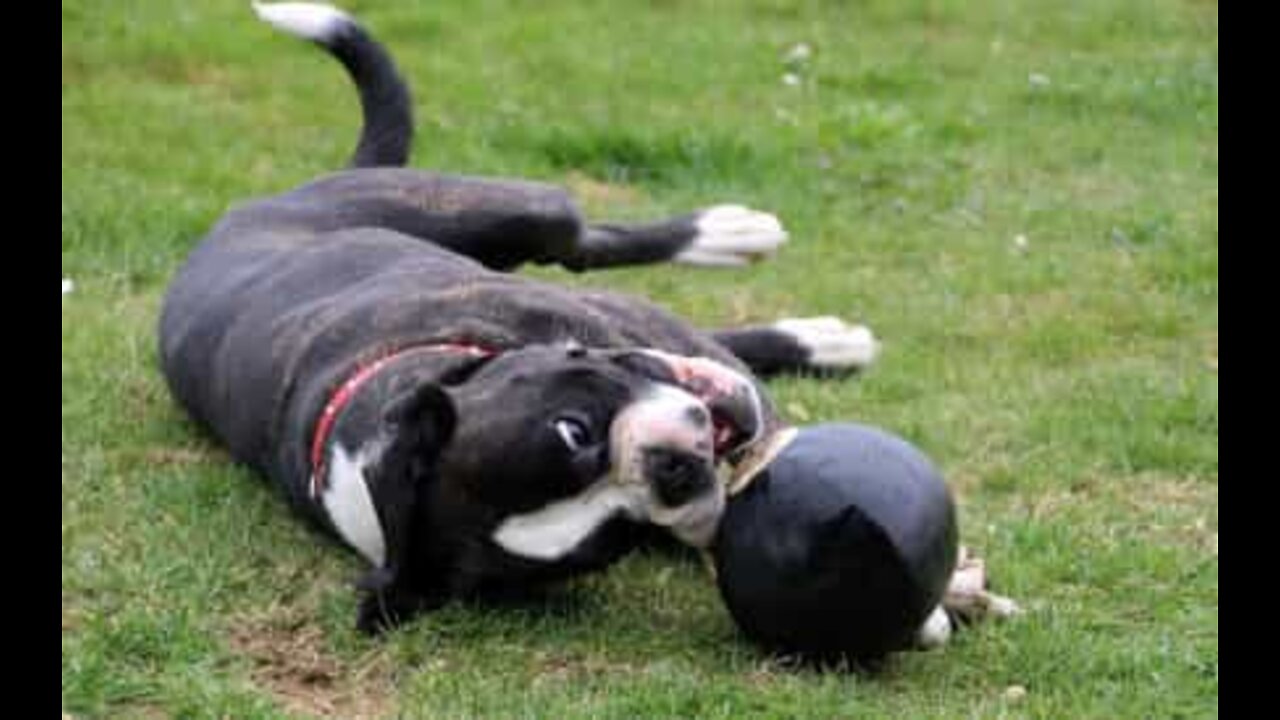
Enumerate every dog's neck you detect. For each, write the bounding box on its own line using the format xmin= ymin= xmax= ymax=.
xmin=310 ymin=342 xmax=494 ymax=498
xmin=309 ymin=341 xmax=495 ymax=568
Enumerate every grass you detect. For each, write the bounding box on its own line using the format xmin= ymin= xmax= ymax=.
xmin=62 ymin=0 xmax=1217 ymax=717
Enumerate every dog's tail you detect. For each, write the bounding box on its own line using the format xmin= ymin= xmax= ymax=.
xmin=252 ymin=2 xmax=413 ymax=168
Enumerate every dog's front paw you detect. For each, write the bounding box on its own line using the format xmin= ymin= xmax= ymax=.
xmin=772 ymin=316 xmax=879 ymax=372
xmin=355 ymin=568 xmax=431 ymax=636
xmin=356 ymin=594 xmax=398 ymax=636
xmin=356 ymin=588 xmax=427 ymax=636
xmin=675 ymin=205 xmax=788 ymax=267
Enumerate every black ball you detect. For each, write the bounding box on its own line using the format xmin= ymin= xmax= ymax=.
xmin=712 ymin=423 xmax=958 ymax=664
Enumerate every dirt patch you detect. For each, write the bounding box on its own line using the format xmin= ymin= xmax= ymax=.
xmin=226 ymin=605 xmax=396 ymax=720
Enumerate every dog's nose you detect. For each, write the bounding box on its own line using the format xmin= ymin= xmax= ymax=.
xmin=645 ymin=446 xmax=716 ymax=507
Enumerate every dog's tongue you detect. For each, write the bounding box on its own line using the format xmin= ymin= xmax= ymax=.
xmin=712 ymin=414 xmax=738 ymax=457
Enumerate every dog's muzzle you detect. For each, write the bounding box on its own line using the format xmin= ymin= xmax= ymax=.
xmin=609 ymin=353 xmax=762 ymax=548
xmin=489 ymin=352 xmax=763 ymax=560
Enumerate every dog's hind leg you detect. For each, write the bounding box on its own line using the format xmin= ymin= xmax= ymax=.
xmin=710 ymin=317 xmax=879 ymax=378
xmin=270 ymin=169 xmax=787 ymax=272
xmin=259 ymin=169 xmax=591 ymax=271
xmin=254 ymin=4 xmax=787 ymax=270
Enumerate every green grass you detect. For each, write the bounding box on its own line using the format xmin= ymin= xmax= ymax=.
xmin=63 ymin=0 xmax=1217 ymax=717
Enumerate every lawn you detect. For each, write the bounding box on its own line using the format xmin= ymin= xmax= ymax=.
xmin=62 ymin=0 xmax=1218 ymax=717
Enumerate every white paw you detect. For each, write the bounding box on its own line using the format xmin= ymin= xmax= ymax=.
xmin=772 ymin=316 xmax=879 ymax=370
xmin=62 ymin=278 xmax=74 ymax=295
xmin=675 ymin=205 xmax=788 ymax=267
xmin=916 ymin=605 xmax=953 ymax=649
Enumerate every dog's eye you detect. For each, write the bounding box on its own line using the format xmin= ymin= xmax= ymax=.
xmin=553 ymin=417 xmax=591 ymax=452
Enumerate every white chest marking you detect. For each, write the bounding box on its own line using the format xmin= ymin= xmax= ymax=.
xmin=492 ymin=482 xmax=646 ymax=561
xmin=321 ymin=444 xmax=386 ymax=567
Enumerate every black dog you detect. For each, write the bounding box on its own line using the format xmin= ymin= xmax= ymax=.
xmin=159 ymin=2 xmax=877 ymax=634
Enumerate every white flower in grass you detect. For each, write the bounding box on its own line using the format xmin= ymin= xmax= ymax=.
xmin=784 ymin=42 xmax=812 ymax=65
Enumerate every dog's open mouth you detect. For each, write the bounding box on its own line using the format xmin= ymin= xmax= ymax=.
xmin=656 ymin=355 xmax=762 ymax=460
xmin=711 ymin=408 xmax=749 ymax=458
xmin=608 ymin=348 xmax=764 ymax=460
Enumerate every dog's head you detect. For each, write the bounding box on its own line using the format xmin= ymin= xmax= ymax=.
xmin=377 ymin=343 xmax=762 ymax=568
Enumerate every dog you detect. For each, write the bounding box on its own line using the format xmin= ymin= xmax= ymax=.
xmin=158 ymin=2 xmax=878 ymax=634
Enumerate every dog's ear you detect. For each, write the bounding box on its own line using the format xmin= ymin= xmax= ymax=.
xmin=383 ymin=382 xmax=457 ymax=455
xmin=357 ymin=383 xmax=457 ymax=636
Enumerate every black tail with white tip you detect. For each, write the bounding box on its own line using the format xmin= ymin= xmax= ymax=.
xmin=252 ymin=2 xmax=413 ymax=168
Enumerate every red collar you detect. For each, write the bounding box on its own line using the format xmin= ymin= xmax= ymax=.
xmin=309 ymin=342 xmax=493 ymax=498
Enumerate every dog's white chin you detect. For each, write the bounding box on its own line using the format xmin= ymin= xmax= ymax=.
xmin=489 ymin=479 xmax=725 ymax=560
xmin=650 ymin=486 xmax=726 ymax=548
xmin=492 ymin=482 xmax=646 ymax=561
